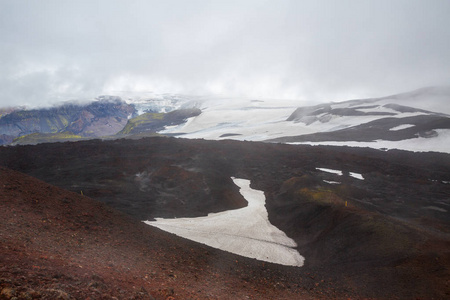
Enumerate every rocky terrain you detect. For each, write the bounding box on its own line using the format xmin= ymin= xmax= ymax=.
xmin=0 ymin=97 xmax=136 ymax=145
xmin=117 ymin=108 xmax=201 ymax=136
xmin=2 ymin=87 xmax=449 ymax=155
xmin=1 ymin=136 xmax=449 ymax=299
xmin=157 ymin=87 xmax=450 ymax=153
xmin=1 ymin=166 xmax=335 ymax=299
xmin=268 ymin=100 xmax=450 ymax=144
xmin=1 ymin=98 xmax=202 ymax=146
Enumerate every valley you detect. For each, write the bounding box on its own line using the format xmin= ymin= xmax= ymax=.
xmin=1 ymin=136 xmax=449 ymax=298
xmin=1 ymin=87 xmax=449 ymax=298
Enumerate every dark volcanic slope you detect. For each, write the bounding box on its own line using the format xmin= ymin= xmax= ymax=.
xmin=270 ymin=114 xmax=450 ymax=143
xmin=1 ymin=137 xmax=450 ymax=298
xmin=1 ymin=166 xmax=334 ymax=299
xmin=268 ymin=96 xmax=450 ymax=144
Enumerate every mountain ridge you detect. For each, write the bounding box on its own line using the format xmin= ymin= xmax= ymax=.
xmin=159 ymin=86 xmax=450 ymax=153
xmin=1 ymin=86 xmax=449 ymax=152
xmin=0 ymin=98 xmax=135 ymax=145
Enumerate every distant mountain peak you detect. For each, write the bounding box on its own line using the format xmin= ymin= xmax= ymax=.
xmin=0 ymin=99 xmax=135 ymax=145
xmin=2 ymin=87 xmax=449 ymax=152
xmin=158 ymin=87 xmax=450 ymax=153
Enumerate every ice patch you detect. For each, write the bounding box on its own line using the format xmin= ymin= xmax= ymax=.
xmin=153 ymin=92 xmax=449 ymax=153
xmin=389 ymin=124 xmax=415 ymax=131
xmin=317 ymin=168 xmax=364 ymax=180
xmin=293 ymin=129 xmax=450 ymax=154
xmin=316 ymin=168 xmax=343 ymax=176
xmin=323 ymin=180 xmax=341 ymax=185
xmin=144 ymin=177 xmax=304 ymax=267
xmin=349 ymin=172 xmax=364 ymax=180
xmin=355 ymin=106 xmax=397 ymax=114
xmin=422 ymin=206 xmax=448 ymax=213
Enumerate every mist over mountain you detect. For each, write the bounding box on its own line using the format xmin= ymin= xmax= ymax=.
xmin=2 ymin=1 xmax=450 ymax=298
xmin=1 ymin=86 xmax=449 ymax=298
xmin=2 ymin=1 xmax=450 ymax=108
xmin=160 ymin=86 xmax=450 ymax=153
xmin=1 ymin=86 xmax=449 ymax=153
xmin=0 ymin=97 xmax=135 ymax=145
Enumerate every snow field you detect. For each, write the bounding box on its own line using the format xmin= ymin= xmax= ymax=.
xmin=144 ymin=177 xmax=305 ymax=267
xmin=316 ymin=168 xmax=343 ymax=176
xmin=316 ymin=168 xmax=364 ymax=180
xmin=159 ymin=94 xmax=448 ymax=152
xmin=389 ymin=124 xmax=415 ymax=131
xmin=299 ymin=129 xmax=450 ymax=154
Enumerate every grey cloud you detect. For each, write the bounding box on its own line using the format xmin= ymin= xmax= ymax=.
xmin=1 ymin=0 xmax=450 ymax=108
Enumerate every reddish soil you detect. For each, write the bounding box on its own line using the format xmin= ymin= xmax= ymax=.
xmin=1 ymin=137 xmax=449 ymax=299
xmin=1 ymin=166 xmax=347 ymax=299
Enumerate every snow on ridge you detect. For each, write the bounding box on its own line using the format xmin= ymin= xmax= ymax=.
xmin=144 ymin=177 xmax=304 ymax=267
xmin=323 ymin=180 xmax=341 ymax=185
xmin=316 ymin=168 xmax=364 ymax=180
xmin=349 ymin=172 xmax=364 ymax=180
xmin=422 ymin=206 xmax=447 ymax=213
xmin=139 ymin=89 xmax=450 ymax=154
xmin=316 ymin=168 xmax=343 ymax=176
xmin=389 ymin=124 xmax=415 ymax=131
xmin=295 ymin=129 xmax=450 ymax=154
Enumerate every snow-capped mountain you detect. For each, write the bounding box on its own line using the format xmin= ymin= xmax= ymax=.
xmin=159 ymin=87 xmax=450 ymax=153
xmin=0 ymin=98 xmax=135 ymax=145
xmin=2 ymin=87 xmax=449 ymax=152
xmin=113 ymin=92 xmax=198 ymax=114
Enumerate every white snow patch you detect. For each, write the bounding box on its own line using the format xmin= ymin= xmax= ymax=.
xmin=152 ymin=89 xmax=450 ymax=154
xmin=389 ymin=124 xmax=415 ymax=131
xmin=316 ymin=168 xmax=343 ymax=176
xmin=349 ymin=172 xmax=364 ymax=180
xmin=323 ymin=180 xmax=341 ymax=185
xmin=159 ymin=103 xmax=314 ymax=141
xmin=162 ymin=124 xmax=179 ymax=130
xmin=355 ymin=105 xmax=398 ymax=114
xmin=390 ymin=112 xmax=429 ymax=118
xmin=375 ymin=87 xmax=450 ymax=115
xmin=144 ymin=177 xmax=304 ymax=267
xmin=422 ymin=206 xmax=448 ymax=213
xmin=317 ymin=168 xmax=364 ymax=180
xmin=293 ymin=129 xmax=450 ymax=154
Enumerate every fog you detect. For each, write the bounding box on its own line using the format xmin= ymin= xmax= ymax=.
xmin=1 ymin=0 xmax=450 ymax=108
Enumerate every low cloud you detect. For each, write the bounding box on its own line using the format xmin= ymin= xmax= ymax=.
xmin=1 ymin=0 xmax=450 ymax=107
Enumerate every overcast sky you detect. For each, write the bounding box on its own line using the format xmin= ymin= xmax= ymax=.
xmin=1 ymin=0 xmax=450 ymax=108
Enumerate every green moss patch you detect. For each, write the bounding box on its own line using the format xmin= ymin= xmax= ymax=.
xmin=12 ymin=132 xmax=84 ymax=145
xmin=118 ymin=113 xmax=165 ymax=134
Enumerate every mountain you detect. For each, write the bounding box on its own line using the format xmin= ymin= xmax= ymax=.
xmin=2 ymin=87 xmax=448 ymax=152
xmin=267 ymin=97 xmax=450 ymax=146
xmin=117 ymin=108 xmax=201 ymax=135
xmin=0 ymin=96 xmax=135 ymax=145
xmin=118 ymin=92 xmax=199 ymax=114
xmin=160 ymin=87 xmax=450 ymax=153
xmin=0 ymin=95 xmax=203 ymax=145
xmin=1 ymin=87 xmax=449 ymax=298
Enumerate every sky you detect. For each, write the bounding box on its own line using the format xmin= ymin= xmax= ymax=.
xmin=1 ymin=0 xmax=450 ymax=108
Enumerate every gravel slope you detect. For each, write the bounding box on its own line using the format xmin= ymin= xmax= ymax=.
xmin=0 ymin=166 xmax=346 ymax=299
